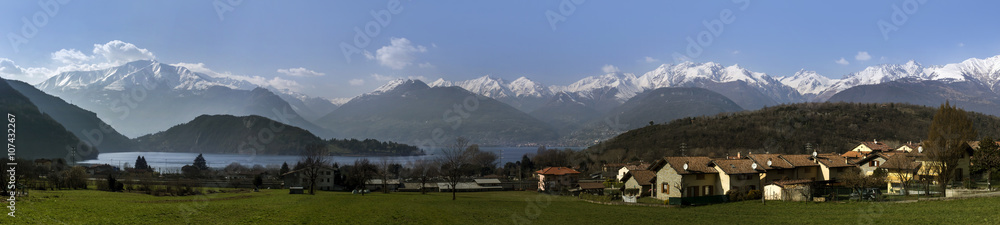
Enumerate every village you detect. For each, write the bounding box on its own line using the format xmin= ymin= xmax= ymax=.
xmin=269 ymin=139 xmax=1000 ymax=207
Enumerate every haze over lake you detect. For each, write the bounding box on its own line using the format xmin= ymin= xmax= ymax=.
xmin=77 ymin=147 xmax=583 ymax=172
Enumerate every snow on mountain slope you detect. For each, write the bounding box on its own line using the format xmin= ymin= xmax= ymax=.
xmin=38 ymin=60 xmax=257 ymax=92
xmin=779 ymin=70 xmax=836 ymax=95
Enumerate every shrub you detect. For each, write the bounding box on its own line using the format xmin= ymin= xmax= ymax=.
xmin=746 ymin=190 xmax=762 ymax=200
xmin=726 ymin=190 xmax=745 ymax=201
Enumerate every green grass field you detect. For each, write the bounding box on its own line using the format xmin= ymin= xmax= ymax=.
xmin=2 ymin=189 xmax=999 ymax=224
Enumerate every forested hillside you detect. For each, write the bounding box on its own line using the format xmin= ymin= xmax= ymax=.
xmin=584 ymin=102 xmax=1000 ymax=163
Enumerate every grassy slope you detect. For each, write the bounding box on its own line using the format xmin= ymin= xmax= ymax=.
xmin=3 ymin=190 xmax=1000 ymax=224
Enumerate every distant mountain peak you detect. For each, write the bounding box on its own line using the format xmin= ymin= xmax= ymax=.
xmin=372 ymin=79 xmax=428 ymax=95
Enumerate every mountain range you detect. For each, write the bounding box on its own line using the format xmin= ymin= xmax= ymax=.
xmin=19 ymin=54 xmax=1000 ymax=148
xmin=36 ymin=60 xmax=336 ymax=139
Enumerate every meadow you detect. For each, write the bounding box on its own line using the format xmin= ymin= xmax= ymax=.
xmin=2 ymin=189 xmax=999 ymax=224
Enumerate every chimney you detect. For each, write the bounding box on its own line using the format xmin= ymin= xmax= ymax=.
xmin=737 ymin=152 xmax=741 ymax=159
xmin=874 ymin=139 xmax=878 ymax=144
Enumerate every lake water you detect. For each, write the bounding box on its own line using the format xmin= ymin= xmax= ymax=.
xmin=77 ymin=146 xmax=584 ymax=173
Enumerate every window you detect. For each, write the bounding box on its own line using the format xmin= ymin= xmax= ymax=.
xmin=749 ymin=185 xmax=756 ymax=190
xmin=704 ymin=185 xmax=714 ymax=196
xmin=804 ymin=167 xmax=811 ymax=173
xmin=662 ymin=183 xmax=670 ymax=194
xmin=687 ymin=186 xmax=699 ymax=197
xmin=696 ymin=174 xmax=706 ymax=180
xmin=777 ymin=170 xmax=785 ymax=175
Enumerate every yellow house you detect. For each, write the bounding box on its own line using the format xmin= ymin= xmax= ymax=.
xmin=854 ymin=153 xmax=892 ymax=176
xmin=879 ymin=153 xmax=922 ymax=194
xmin=778 ymin=154 xmax=820 ymax=181
xmin=916 ymin=143 xmax=973 ymax=182
xmin=746 ymin=154 xmax=797 ymax=184
xmin=650 ymin=157 xmax=721 ymax=200
xmin=896 ymin=142 xmax=922 ymax=153
xmin=814 ymin=154 xmax=854 ymax=181
xmin=711 ymin=159 xmax=764 ymax=194
xmin=848 ymin=141 xmax=893 ymax=155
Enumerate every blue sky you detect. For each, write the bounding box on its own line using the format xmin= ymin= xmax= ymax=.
xmin=1 ymin=0 xmax=998 ymax=99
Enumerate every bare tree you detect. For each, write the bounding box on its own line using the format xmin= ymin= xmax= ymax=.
xmin=377 ymin=157 xmax=394 ymax=193
xmin=881 ymin=155 xmax=919 ymax=196
xmin=348 ymin=159 xmax=378 ymax=196
xmin=411 ymin=159 xmax=439 ymax=194
xmin=925 ymin=102 xmax=977 ymax=196
xmin=299 ymin=143 xmax=330 ymax=195
xmin=839 ymin=167 xmax=885 ymax=200
xmin=440 ymin=137 xmax=473 ymax=200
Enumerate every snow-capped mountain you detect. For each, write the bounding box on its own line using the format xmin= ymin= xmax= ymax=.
xmin=430 ymin=75 xmax=553 ymax=112
xmin=779 ymin=70 xmax=837 ymax=101
xmin=926 ymin=55 xmax=1000 ymax=93
xmin=814 ymin=60 xmax=988 ymax=101
xmin=629 ymin=62 xmax=802 ymax=109
xmin=38 ymin=60 xmax=257 ymax=92
xmin=35 ymin=60 xmax=334 ymax=138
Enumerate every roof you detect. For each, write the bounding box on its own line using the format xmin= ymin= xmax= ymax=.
xmin=577 ymin=182 xmax=605 ymax=190
xmin=603 ymin=163 xmax=629 ymax=169
xmin=746 ymin=154 xmax=793 ymax=169
xmin=712 ymin=159 xmax=763 ymax=175
xmin=969 ymin=141 xmax=1000 ymax=150
xmin=771 ymin=179 xmax=815 ymax=186
xmin=853 ymin=152 xmax=891 ymax=165
xmin=536 ymin=167 xmax=580 ymax=175
xmin=623 ymin=163 xmax=651 ymax=171
xmin=402 ymin=183 xmax=438 ymax=189
xmin=779 ymin=155 xmax=819 ymax=167
xmin=366 ymin=179 xmax=401 ymax=185
xmin=474 ymin=178 xmax=501 ymax=184
xmin=879 ymin=155 xmax=922 ymax=170
xmin=841 ymin=151 xmax=865 ymax=158
xmin=621 ymin=170 xmax=656 ymax=185
xmin=860 ymin=141 xmax=893 ymax=151
xmin=651 ymin=157 xmax=718 ymax=175
xmin=814 ymin=154 xmax=854 ymax=168
xmin=437 ymin=182 xmax=502 ymax=190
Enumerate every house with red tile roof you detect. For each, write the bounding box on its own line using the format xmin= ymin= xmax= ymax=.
xmin=649 ymin=157 xmax=721 ymax=200
xmin=745 ymin=154 xmax=795 ymax=184
xmin=711 ymin=159 xmax=764 ymax=194
xmin=620 ymin=170 xmax=656 ymax=197
xmin=813 ymin=154 xmax=855 ymax=181
xmin=535 ymin=167 xmax=580 ymax=192
xmin=778 ymin=154 xmax=821 ymax=181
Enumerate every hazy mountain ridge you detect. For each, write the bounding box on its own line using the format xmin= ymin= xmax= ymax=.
xmin=0 ymin=77 xmax=98 ymax=160
xmin=317 ymin=80 xmax=559 ymax=146
xmin=6 ymin=79 xmax=135 ymax=152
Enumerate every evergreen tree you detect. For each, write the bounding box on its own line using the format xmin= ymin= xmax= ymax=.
xmin=194 ymin=154 xmax=209 ymax=170
xmin=279 ymin=162 xmax=290 ymax=177
xmin=973 ymin=137 xmax=1000 ymax=190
